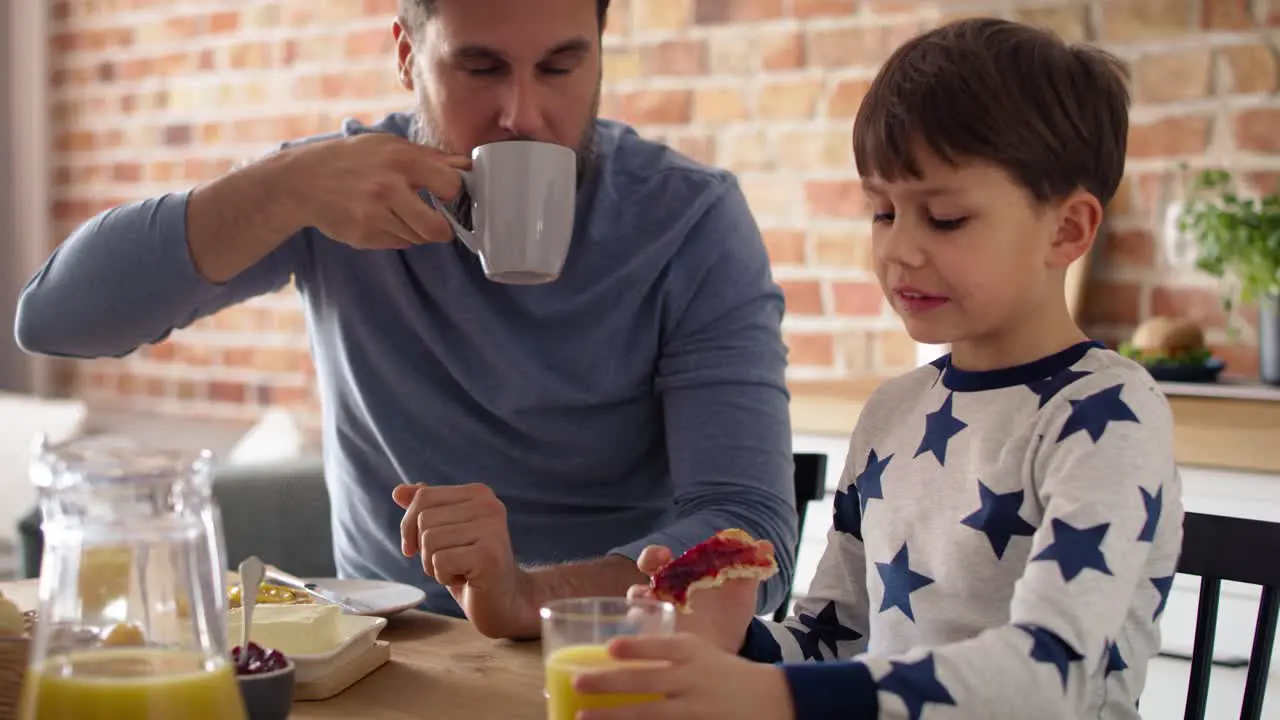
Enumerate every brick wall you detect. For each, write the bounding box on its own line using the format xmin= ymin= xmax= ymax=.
xmin=44 ymin=0 xmax=1279 ymax=424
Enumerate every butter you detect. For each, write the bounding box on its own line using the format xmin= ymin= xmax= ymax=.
xmin=227 ymin=603 xmax=343 ymax=656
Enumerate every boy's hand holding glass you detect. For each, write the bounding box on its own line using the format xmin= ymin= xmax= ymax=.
xmin=573 ymin=633 xmax=796 ymax=720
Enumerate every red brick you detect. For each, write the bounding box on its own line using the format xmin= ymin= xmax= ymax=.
xmin=111 ymin=163 xmax=143 ymax=182
xmin=1221 ymin=44 xmax=1279 ymax=94
xmin=1248 ymin=172 xmax=1280 ymax=195
xmin=780 ymin=280 xmax=825 ymax=315
xmin=633 ymin=0 xmax=690 ymax=31
xmin=695 ymin=0 xmax=784 ymax=24
xmin=813 ymin=230 xmax=872 ymax=270
xmin=616 ymin=90 xmax=693 ymax=125
xmin=1150 ymin=286 xmax=1230 ymax=327
xmin=1201 ymin=0 xmax=1254 ymax=29
xmin=208 ymin=11 xmax=240 ymax=33
xmin=672 ymin=134 xmax=716 ymax=165
xmin=1208 ymin=342 xmax=1260 ymax=380
xmin=785 ymin=332 xmax=836 ymax=368
xmin=807 ymin=24 xmax=918 ymax=68
xmin=832 ymin=281 xmax=884 ymax=316
xmin=1014 ymin=4 xmax=1090 ymax=43
xmin=805 ymin=180 xmax=865 ymax=219
xmin=792 ymin=0 xmax=857 ymax=18
xmin=873 ymin=330 xmax=918 ymax=370
xmin=1100 ymin=229 xmax=1156 ymax=269
xmin=210 ymin=382 xmax=248 ymax=404
xmin=1134 ymin=49 xmax=1213 ymax=103
xmin=1082 ymin=281 xmax=1142 ymax=325
xmin=1127 ymin=116 xmax=1212 ymax=158
xmin=755 ymin=77 xmax=823 ymax=119
xmin=1099 ymin=0 xmax=1194 ymax=41
xmin=826 ymin=77 xmax=871 ymax=119
xmin=346 ymin=28 xmax=392 ymax=57
xmin=641 ymin=40 xmax=706 ymax=76
xmin=1235 ymin=109 xmax=1280 ymax=154
xmin=762 ymin=230 xmax=807 ymax=265
xmin=758 ymin=29 xmax=805 ymax=70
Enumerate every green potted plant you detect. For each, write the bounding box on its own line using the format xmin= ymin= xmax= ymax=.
xmin=1177 ymin=168 xmax=1280 ymax=385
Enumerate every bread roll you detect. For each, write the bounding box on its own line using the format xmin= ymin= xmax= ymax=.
xmin=1131 ymin=316 xmax=1205 ymax=357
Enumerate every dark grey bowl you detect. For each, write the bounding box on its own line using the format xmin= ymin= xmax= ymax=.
xmin=236 ymin=658 xmax=296 ymax=720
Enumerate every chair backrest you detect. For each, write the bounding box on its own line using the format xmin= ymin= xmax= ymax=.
xmin=773 ymin=453 xmax=828 ymax=622
xmin=1176 ymin=511 xmax=1280 ymax=720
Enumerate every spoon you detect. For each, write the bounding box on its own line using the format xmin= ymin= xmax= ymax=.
xmin=237 ymin=555 xmax=264 ymax=670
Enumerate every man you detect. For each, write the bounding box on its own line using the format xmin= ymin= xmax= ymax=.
xmin=14 ymin=0 xmax=797 ymax=639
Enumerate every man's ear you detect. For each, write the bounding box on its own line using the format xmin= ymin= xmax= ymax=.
xmin=392 ymin=18 xmax=415 ymax=90
xmin=1048 ymin=189 xmax=1104 ymax=270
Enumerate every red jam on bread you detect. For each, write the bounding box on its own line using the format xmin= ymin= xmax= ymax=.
xmin=650 ymin=528 xmax=778 ymax=611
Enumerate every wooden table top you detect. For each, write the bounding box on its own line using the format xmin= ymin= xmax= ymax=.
xmin=0 ymin=579 xmax=547 ymax=719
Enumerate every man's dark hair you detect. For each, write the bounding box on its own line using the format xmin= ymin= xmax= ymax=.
xmin=852 ymin=17 xmax=1131 ymax=206
xmin=399 ymin=0 xmax=612 ymax=33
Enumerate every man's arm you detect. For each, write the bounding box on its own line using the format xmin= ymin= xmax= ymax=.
xmin=609 ymin=177 xmax=798 ymax=615
xmin=14 ymin=152 xmax=303 ymax=359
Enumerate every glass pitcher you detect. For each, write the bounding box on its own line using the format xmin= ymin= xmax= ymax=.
xmin=19 ymin=433 xmax=246 ymax=720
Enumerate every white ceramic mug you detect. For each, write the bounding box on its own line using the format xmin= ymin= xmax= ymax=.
xmin=438 ymin=140 xmax=577 ymax=285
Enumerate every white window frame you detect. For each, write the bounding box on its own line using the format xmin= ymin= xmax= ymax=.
xmin=7 ymin=1 xmax=52 ymax=395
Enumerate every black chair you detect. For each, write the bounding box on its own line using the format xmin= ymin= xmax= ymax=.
xmin=774 ymin=452 xmax=828 ymax=622
xmin=1176 ymin=511 xmax=1280 ymax=720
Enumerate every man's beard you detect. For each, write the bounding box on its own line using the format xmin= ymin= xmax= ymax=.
xmin=410 ymin=87 xmax=600 ymax=189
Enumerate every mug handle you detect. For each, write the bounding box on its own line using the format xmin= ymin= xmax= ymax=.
xmin=436 ymin=169 xmax=479 ymax=254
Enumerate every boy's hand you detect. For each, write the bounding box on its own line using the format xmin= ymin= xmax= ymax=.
xmin=574 ymin=633 xmax=796 ymax=720
xmin=627 ymin=545 xmax=763 ymax=654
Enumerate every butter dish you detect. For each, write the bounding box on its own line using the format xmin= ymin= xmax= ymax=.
xmin=228 ymin=605 xmax=388 ymax=675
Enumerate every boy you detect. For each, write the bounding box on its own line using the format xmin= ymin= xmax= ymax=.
xmin=572 ymin=17 xmax=1183 ymax=720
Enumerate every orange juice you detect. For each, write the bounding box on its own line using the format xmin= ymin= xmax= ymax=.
xmin=20 ymin=648 xmax=247 ymax=720
xmin=545 ymin=644 xmax=663 ymax=720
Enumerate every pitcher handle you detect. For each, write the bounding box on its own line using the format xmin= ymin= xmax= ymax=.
xmin=436 ymin=169 xmax=478 ymax=254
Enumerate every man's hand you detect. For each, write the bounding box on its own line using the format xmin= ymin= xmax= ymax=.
xmin=626 ymin=545 xmax=763 ymax=654
xmin=280 ymin=133 xmax=470 ymax=250
xmin=573 ymin=633 xmax=796 ymax=720
xmin=391 ymin=482 xmax=539 ymax=639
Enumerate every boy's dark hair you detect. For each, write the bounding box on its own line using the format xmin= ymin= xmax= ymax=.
xmin=853 ymin=18 xmax=1131 ymax=206
xmin=399 ymin=0 xmax=612 ymax=33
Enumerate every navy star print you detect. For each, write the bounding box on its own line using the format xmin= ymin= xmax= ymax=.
xmin=833 ymin=485 xmax=862 ymax=541
xmin=960 ymin=480 xmax=1037 ymax=560
xmin=1018 ymin=624 xmax=1084 ymax=691
xmin=876 ymin=543 xmax=934 ymax=622
xmin=878 ymin=654 xmax=956 ymax=720
xmin=856 ymin=449 xmax=892 ymax=516
xmin=1151 ymin=575 xmax=1175 ymax=620
xmin=799 ymin=602 xmax=862 ymax=656
xmin=1106 ymin=640 xmax=1128 ymax=676
xmin=1138 ymin=485 xmax=1163 ymax=542
xmin=785 ymin=624 xmax=824 ymax=661
xmin=1032 ymin=518 xmax=1113 ymax=582
xmin=1026 ymin=368 xmax=1091 ymax=408
xmin=915 ymin=392 xmax=967 ymax=465
xmin=1057 ymin=383 xmax=1140 ymax=443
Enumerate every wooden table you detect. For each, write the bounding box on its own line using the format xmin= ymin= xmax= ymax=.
xmin=0 ymin=579 xmax=548 ymax=719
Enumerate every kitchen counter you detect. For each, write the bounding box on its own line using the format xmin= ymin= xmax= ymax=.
xmin=788 ymin=377 xmax=1280 ymax=475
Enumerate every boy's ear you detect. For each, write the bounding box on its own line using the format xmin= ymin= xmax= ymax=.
xmin=1048 ymin=190 xmax=1103 ymax=270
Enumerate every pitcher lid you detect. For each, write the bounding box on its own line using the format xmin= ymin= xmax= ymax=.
xmin=31 ymin=433 xmax=214 ymax=490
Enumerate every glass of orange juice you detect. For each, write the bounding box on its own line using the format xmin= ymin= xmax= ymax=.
xmin=541 ymin=597 xmax=676 ymax=720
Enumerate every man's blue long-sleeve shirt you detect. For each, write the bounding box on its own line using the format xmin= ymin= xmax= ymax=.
xmin=14 ymin=112 xmax=798 ymax=617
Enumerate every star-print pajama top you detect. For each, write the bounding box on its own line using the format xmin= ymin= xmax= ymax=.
xmin=740 ymin=341 xmax=1184 ymax=719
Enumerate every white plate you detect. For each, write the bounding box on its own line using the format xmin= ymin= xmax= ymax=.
xmin=228 ymin=612 xmax=386 ymax=672
xmin=302 ymin=578 xmax=427 ymax=617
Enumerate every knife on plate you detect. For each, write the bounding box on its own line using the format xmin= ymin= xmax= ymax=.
xmin=262 ymin=566 xmax=370 ymax=615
